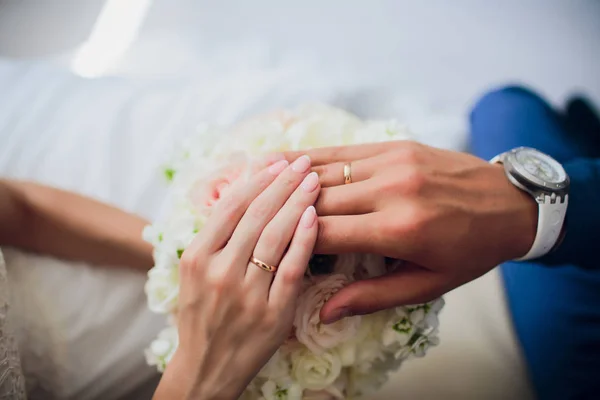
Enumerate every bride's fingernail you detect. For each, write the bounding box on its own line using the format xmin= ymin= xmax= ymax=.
xmin=301 ymin=172 xmax=319 ymax=192
xmin=301 ymin=205 xmax=317 ymax=228
xmin=292 ymin=155 xmax=311 ymax=172
xmin=268 ymin=160 xmax=288 ymax=175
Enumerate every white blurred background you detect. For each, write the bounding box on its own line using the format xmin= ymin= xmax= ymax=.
xmin=1 ymin=0 xmax=599 ymax=106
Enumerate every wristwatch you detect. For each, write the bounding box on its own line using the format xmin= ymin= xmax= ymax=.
xmin=491 ymin=147 xmax=569 ymax=261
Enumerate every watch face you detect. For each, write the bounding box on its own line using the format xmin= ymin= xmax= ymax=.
xmin=513 ymin=148 xmax=567 ymax=185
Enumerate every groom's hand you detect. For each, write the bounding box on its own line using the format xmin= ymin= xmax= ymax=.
xmin=282 ymin=141 xmax=538 ymax=323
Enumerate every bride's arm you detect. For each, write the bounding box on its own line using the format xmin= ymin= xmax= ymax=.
xmin=0 ymin=179 xmax=153 ymax=270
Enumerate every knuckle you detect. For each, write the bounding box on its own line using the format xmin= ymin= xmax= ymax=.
xmin=317 ymin=218 xmax=326 ymax=237
xmin=381 ymin=219 xmax=404 ymax=239
xmin=283 ymin=174 xmax=299 ymax=189
xmin=377 ymin=176 xmax=400 ymax=196
xmin=292 ymin=190 xmax=315 ymax=210
xmin=401 ymin=167 xmax=426 ymax=195
xmin=280 ymin=268 xmax=305 ymax=287
xmin=259 ymin=229 xmax=285 ymax=252
xmin=247 ymin=200 xmax=273 ymax=220
xmin=315 ymin=218 xmax=328 ymax=245
xmin=313 ymin=164 xmax=326 ymax=177
xmin=403 ymin=212 xmax=423 ymax=234
xmin=256 ymin=170 xmax=276 ymax=188
xmin=381 ymin=204 xmax=424 ymax=238
xmin=315 ymin=163 xmax=333 ymax=181
xmin=219 ymin=193 xmax=243 ymax=220
xmin=395 ymin=141 xmax=422 ymax=164
xmin=206 ymin=269 xmax=232 ymax=293
xmin=401 ymin=203 xmax=429 ymax=235
xmin=259 ymin=312 xmax=279 ymax=333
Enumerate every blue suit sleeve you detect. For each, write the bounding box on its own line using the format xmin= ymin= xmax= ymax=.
xmin=539 ymin=158 xmax=600 ymax=269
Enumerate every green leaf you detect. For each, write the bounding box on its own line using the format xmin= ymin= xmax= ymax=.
xmin=408 ymin=333 xmax=422 ymax=346
xmin=177 ymin=249 xmax=184 ymax=259
xmin=164 ymin=168 xmax=176 ymax=182
xmin=275 ymin=388 xmax=288 ymax=399
xmin=393 ymin=317 xmax=411 ymax=334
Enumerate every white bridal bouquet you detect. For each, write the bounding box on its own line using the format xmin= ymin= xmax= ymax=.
xmin=143 ymin=104 xmax=444 ymax=399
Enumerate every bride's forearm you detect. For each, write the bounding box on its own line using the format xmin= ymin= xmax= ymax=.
xmin=0 ymin=179 xmax=153 ymax=270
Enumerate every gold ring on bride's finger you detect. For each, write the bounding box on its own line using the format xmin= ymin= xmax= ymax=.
xmin=250 ymin=256 xmax=278 ymax=273
xmin=344 ymin=163 xmax=352 ymax=185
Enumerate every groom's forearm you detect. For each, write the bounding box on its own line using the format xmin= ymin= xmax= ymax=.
xmin=0 ymin=179 xmax=153 ymax=270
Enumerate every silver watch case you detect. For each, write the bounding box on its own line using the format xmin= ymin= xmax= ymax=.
xmin=495 ymin=147 xmax=569 ymax=205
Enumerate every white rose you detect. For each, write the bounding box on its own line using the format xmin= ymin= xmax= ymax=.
xmin=260 ymin=380 xmax=302 ymax=400
xmin=303 ymin=372 xmax=347 ymax=399
xmin=147 ymin=205 xmax=198 ymax=273
xmin=218 ymin=114 xmax=290 ymax=156
xmin=336 ymin=311 xmax=388 ymax=367
xmin=241 ymin=379 xmax=263 ymax=400
xmin=294 ymin=274 xmax=361 ymax=354
xmin=354 ymin=120 xmax=411 ymax=144
xmin=144 ymin=326 xmax=178 ymax=372
xmin=288 ymin=104 xmax=362 ymax=150
xmin=160 ymin=208 xmax=198 ymax=251
xmin=335 ymin=340 xmax=359 ymax=368
xmin=291 ymin=348 xmax=342 ymax=391
xmin=151 ymin=247 xmax=178 ymax=271
xmin=142 ymin=224 xmax=162 ymax=247
xmin=257 ymin=349 xmax=291 ymax=382
xmin=145 ymin=266 xmax=180 ymax=314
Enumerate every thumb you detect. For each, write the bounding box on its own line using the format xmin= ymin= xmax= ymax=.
xmin=320 ymin=263 xmax=446 ymax=324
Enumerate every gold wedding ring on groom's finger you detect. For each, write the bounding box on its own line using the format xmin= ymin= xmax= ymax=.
xmin=250 ymin=256 xmax=278 ymax=273
xmin=344 ymin=163 xmax=352 ymax=184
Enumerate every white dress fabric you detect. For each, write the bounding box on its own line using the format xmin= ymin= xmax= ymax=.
xmin=0 ymin=249 xmax=27 ymax=400
xmin=0 ymin=56 xmax=533 ymax=399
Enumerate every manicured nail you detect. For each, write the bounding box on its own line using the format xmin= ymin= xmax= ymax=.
xmin=291 ymin=155 xmax=311 ymax=173
xmin=301 ymin=172 xmax=319 ymax=192
xmin=301 ymin=205 xmax=317 ymax=228
xmin=268 ymin=159 xmax=288 ymax=175
xmin=322 ymin=307 xmax=351 ymax=324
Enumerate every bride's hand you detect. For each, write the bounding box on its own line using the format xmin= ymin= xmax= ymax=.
xmin=154 ymin=156 xmax=320 ymax=400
